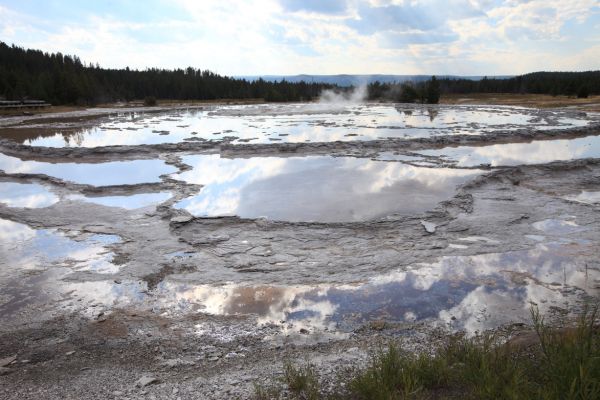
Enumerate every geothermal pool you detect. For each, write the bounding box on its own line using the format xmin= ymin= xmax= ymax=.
xmin=1 ymin=102 xmax=600 ymax=343
xmin=0 ymin=103 xmax=596 ymax=147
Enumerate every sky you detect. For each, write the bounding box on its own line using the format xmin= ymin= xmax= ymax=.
xmin=0 ymin=0 xmax=599 ymax=75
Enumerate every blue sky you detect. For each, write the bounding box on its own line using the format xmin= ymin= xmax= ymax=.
xmin=0 ymin=0 xmax=599 ymax=75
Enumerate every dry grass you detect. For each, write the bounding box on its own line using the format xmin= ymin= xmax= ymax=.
xmin=0 ymin=105 xmax=82 ymax=117
xmin=441 ymin=93 xmax=600 ymax=112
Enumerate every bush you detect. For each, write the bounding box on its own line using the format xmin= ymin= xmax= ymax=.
xmin=399 ymin=84 xmax=419 ymax=103
xmin=144 ymin=96 xmax=157 ymax=106
xmin=577 ymin=86 xmax=589 ymax=98
xmin=425 ymin=76 xmax=441 ymax=104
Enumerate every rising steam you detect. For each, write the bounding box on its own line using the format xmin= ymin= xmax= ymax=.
xmin=318 ymin=84 xmax=368 ymax=105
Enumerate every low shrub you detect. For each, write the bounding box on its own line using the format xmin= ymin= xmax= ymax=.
xmin=144 ymin=96 xmax=157 ymax=106
xmin=255 ymin=305 xmax=600 ymax=399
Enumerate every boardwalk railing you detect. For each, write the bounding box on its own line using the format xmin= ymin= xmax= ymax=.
xmin=0 ymin=100 xmax=51 ymax=109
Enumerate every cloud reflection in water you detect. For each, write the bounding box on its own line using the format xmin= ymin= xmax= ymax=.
xmin=174 ymin=155 xmax=481 ymax=222
xmin=154 ymin=241 xmax=598 ymax=335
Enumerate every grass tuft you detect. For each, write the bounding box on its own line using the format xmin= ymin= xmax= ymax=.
xmin=253 ymin=382 xmax=282 ymax=400
xmin=283 ymin=360 xmax=321 ymax=400
xmin=348 ymin=344 xmax=449 ymax=399
xmin=531 ymin=304 xmax=600 ymax=399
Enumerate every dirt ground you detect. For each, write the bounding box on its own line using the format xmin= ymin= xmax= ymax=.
xmin=441 ymin=93 xmax=600 ymax=112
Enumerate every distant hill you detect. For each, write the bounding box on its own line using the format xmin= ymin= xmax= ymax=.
xmin=239 ymin=74 xmax=515 ymax=86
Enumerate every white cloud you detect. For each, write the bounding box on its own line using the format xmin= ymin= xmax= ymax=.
xmin=0 ymin=0 xmax=598 ymax=74
xmin=488 ymin=0 xmax=597 ymax=40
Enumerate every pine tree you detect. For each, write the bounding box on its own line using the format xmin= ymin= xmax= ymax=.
xmin=425 ymin=76 xmax=440 ymax=104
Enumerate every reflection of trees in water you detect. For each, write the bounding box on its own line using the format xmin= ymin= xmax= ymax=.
xmin=398 ymin=108 xmax=439 ymax=122
xmin=63 ymin=130 xmax=85 ymax=147
xmin=10 ymin=126 xmax=91 ymax=146
xmin=9 ymin=109 xmax=201 ymax=146
xmin=427 ymin=108 xmax=439 ymax=122
xmin=187 ymin=109 xmax=201 ymax=118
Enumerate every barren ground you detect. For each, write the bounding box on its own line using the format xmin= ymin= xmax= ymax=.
xmin=0 ymin=101 xmax=599 ymax=399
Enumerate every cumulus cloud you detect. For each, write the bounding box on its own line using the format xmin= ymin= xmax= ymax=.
xmin=0 ymin=0 xmax=598 ymax=74
xmin=379 ymin=30 xmax=460 ymax=46
xmin=347 ymin=1 xmax=485 ymax=34
xmin=348 ymin=3 xmax=441 ymax=33
xmin=487 ymin=0 xmax=599 ymax=40
xmin=279 ymin=0 xmax=348 ymax=14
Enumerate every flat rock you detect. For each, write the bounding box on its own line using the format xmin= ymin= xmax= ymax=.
xmin=191 ymin=235 xmax=230 ymax=245
xmin=161 ymin=358 xmax=195 ymax=368
xmin=0 ymin=367 xmax=13 ymax=376
xmin=170 ymin=215 xmax=193 ymax=224
xmin=0 ymin=355 xmax=16 ymax=367
xmin=421 ymin=220 xmax=436 ymax=234
xmin=135 ymin=376 xmax=159 ymax=388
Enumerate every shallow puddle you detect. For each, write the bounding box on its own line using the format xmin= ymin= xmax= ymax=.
xmin=173 ymin=155 xmax=482 ymax=222
xmin=416 ymin=134 xmax=600 ymax=167
xmin=47 ymin=240 xmax=599 ymax=335
xmin=0 ymin=182 xmax=58 ymax=208
xmin=0 ymin=219 xmax=121 ymax=274
xmin=565 ymin=190 xmax=600 ymax=204
xmin=532 ymin=218 xmax=585 ymax=235
xmin=0 ymin=219 xmax=122 ymax=318
xmin=68 ymin=192 xmax=172 ymax=209
xmin=2 ymin=215 xmax=597 ymax=336
xmin=0 ymin=153 xmax=177 ymax=186
xmin=3 ymin=104 xmax=595 ymax=147
xmin=152 ymin=240 xmax=598 ymax=334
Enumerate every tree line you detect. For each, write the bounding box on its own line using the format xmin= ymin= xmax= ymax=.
xmin=0 ymin=42 xmax=332 ymax=105
xmin=1 ymin=41 xmax=598 ymax=105
xmin=366 ymin=77 xmax=441 ymax=104
xmin=437 ymin=72 xmax=600 ymax=98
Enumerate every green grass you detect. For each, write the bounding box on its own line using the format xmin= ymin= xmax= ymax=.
xmin=530 ymin=305 xmax=600 ymax=399
xmin=347 ymin=332 xmax=531 ymax=400
xmin=283 ymin=360 xmax=321 ymax=400
xmin=253 ymin=383 xmax=282 ymax=400
xmin=252 ymin=360 xmax=321 ymax=400
xmin=254 ymin=305 xmax=600 ymax=399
